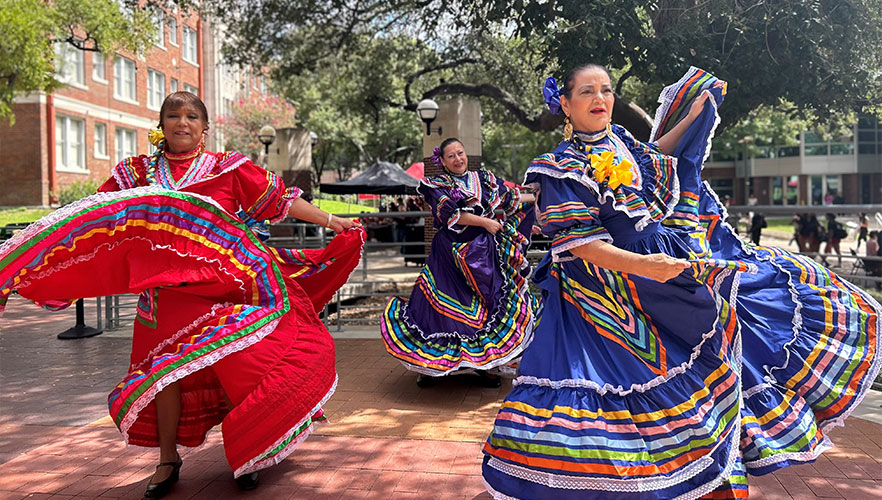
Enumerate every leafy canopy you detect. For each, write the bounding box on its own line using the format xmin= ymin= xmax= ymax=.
xmin=0 ymin=0 xmax=155 ymax=122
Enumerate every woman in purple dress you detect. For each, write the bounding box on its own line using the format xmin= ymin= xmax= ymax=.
xmin=381 ymin=138 xmax=539 ymax=387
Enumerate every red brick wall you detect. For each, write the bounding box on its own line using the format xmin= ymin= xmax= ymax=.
xmin=1 ymin=102 xmax=48 ymax=206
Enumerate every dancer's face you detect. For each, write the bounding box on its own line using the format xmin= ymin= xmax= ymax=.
xmin=161 ymin=104 xmax=208 ymax=153
xmin=561 ymin=67 xmax=615 ymax=133
xmin=441 ymin=141 xmax=468 ymax=175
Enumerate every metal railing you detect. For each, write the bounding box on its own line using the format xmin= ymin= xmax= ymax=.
xmin=91 ymin=205 xmax=882 ymax=332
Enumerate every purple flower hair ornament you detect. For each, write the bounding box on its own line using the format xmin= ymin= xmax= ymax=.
xmin=430 ymin=146 xmax=444 ymax=168
xmin=543 ymin=77 xmax=563 ymax=115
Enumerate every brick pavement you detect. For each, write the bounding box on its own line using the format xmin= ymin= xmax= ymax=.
xmin=1 ymin=294 xmax=881 ymax=499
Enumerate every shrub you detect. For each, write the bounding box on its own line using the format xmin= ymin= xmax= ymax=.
xmin=58 ymin=180 xmax=100 ymax=206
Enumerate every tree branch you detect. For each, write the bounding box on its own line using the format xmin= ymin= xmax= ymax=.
xmin=403 ymin=57 xmax=479 ymax=108
xmin=422 ymin=82 xmax=558 ymax=131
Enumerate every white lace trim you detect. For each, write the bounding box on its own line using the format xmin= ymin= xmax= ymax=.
xmin=486 ymin=454 xmax=711 ymax=492
xmin=524 ymin=149 xmax=681 ymax=234
xmin=233 ymin=375 xmax=338 ymax=477
xmin=0 ymin=186 xmax=236 ymax=268
xmin=742 ymin=382 xmax=774 ymax=399
xmin=119 ymin=317 xmax=281 ymax=442
xmin=446 ymin=207 xmax=474 ymax=233
xmin=650 ymin=66 xmax=704 ymax=143
xmin=705 ymin=175 xmax=882 ymax=469
xmin=550 ymin=232 xmax=614 ymax=263
xmin=482 ymin=477 xmax=520 ymax=500
xmin=111 ymin=157 xmax=148 ymax=189
xmin=514 ymin=267 xmax=739 ymax=396
xmin=390 ymin=212 xmax=538 ymax=376
xmin=312 ymin=226 xmax=367 ymax=313
xmin=267 ymin=189 xmax=300 ymax=225
xmin=131 ymin=301 xmax=234 ymax=372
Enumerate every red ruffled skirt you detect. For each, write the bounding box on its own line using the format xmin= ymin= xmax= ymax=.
xmin=0 ymin=187 xmax=364 ymax=476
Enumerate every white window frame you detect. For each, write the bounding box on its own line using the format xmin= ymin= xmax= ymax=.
xmin=168 ymin=17 xmax=178 ymax=46
xmin=113 ymin=56 xmax=138 ymax=104
xmin=115 ymin=127 xmax=138 ymax=163
xmin=146 ymin=68 xmax=165 ymax=110
xmin=184 ymin=83 xmax=198 ymax=96
xmin=182 ymin=25 xmax=198 ymax=65
xmin=55 ymin=42 xmax=86 ymax=89
xmin=94 ymin=122 xmax=109 ymax=159
xmin=91 ymin=52 xmax=107 ymax=83
xmin=152 ymin=11 xmax=165 ymax=48
xmin=55 ymin=115 xmax=87 ymax=172
xmin=170 ymin=78 xmax=178 ymax=93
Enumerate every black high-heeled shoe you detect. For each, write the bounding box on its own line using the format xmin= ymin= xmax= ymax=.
xmin=236 ymin=471 xmax=259 ymax=491
xmin=474 ymin=371 xmax=502 ymax=388
xmin=144 ymin=454 xmax=182 ymax=499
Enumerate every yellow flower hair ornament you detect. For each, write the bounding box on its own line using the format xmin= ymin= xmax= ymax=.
xmin=148 ymin=127 xmax=165 ymax=147
xmin=588 ymin=151 xmax=633 ymax=190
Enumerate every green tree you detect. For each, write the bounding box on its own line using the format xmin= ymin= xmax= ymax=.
xmin=0 ymin=0 xmax=156 ymax=123
xmin=217 ymin=0 xmax=882 ymax=138
xmin=275 ymin=34 xmax=430 ymax=185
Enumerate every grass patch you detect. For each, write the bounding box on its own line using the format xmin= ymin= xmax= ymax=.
xmin=315 ymin=199 xmax=376 ymax=215
xmin=0 ymin=207 xmax=53 ymax=227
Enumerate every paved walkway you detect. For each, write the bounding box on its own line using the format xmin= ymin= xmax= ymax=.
xmin=1 ymin=294 xmax=881 ymax=499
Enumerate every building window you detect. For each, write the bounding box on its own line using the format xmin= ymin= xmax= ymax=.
xmin=708 ymin=178 xmax=733 ymax=201
xmin=182 ymin=26 xmax=198 ymax=64
xmin=55 ymin=115 xmax=86 ymax=171
xmin=147 ymin=69 xmax=165 ymax=110
xmin=170 ymin=78 xmax=178 ymax=93
xmin=152 ymin=10 xmax=165 ymax=47
xmin=168 ymin=17 xmax=178 ymax=45
xmin=115 ymin=127 xmax=137 ymax=163
xmin=184 ymin=83 xmax=198 ymax=96
xmin=113 ymin=56 xmax=137 ymax=102
xmin=92 ymin=52 xmax=106 ymax=82
xmin=55 ymin=43 xmax=85 ymax=86
xmin=94 ymin=122 xmax=108 ymax=158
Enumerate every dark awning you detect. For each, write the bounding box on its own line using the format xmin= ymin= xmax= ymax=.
xmin=320 ymin=161 xmax=420 ymax=195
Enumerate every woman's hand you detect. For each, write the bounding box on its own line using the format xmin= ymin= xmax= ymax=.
xmin=482 ymin=217 xmax=503 ymax=235
xmin=640 ymin=253 xmax=690 ymax=282
xmin=327 ymin=216 xmax=357 ymax=234
xmin=687 ymin=91 xmax=711 ymax=120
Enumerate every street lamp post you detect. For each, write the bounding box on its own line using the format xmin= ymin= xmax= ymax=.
xmin=258 ymin=125 xmax=276 ymax=165
xmin=501 ymin=143 xmax=525 ymax=181
xmin=416 ymin=98 xmax=442 ymax=136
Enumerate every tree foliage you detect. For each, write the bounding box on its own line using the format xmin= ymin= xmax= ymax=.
xmin=216 ymin=95 xmax=297 ymax=161
xmin=0 ymin=0 xmax=155 ymax=122
xmin=217 ymin=0 xmax=882 ymax=141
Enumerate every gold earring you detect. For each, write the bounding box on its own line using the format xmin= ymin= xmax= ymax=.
xmin=563 ymin=116 xmax=573 ymax=142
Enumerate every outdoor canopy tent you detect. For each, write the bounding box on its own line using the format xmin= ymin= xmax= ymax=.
xmin=320 ymin=161 xmax=420 ymax=195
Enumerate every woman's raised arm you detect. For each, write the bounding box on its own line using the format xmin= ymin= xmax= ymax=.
xmin=570 ymin=240 xmax=689 ymax=283
xmin=655 ymin=91 xmax=711 ymax=155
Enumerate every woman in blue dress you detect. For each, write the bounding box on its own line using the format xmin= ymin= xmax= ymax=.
xmin=482 ymin=65 xmax=881 ymax=499
xmin=381 ymin=138 xmax=539 ymax=387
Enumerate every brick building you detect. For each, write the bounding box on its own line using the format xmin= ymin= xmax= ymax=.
xmin=0 ymin=8 xmax=266 ymax=207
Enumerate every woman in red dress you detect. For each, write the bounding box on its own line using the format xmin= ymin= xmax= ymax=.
xmin=0 ymin=92 xmax=363 ymax=499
